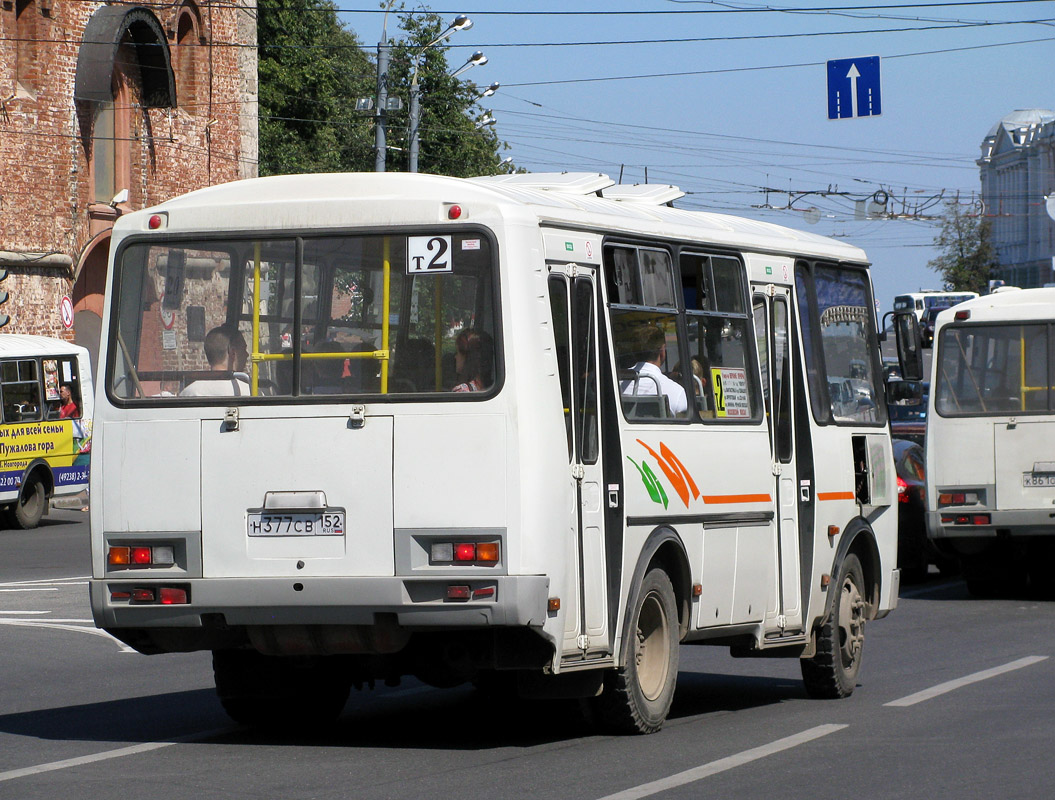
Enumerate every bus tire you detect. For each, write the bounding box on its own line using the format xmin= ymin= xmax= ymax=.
xmin=801 ymin=554 xmax=866 ymax=699
xmin=591 ymin=568 xmax=679 ymax=734
xmin=212 ymin=650 xmax=349 ymax=729
xmin=12 ymin=474 xmax=47 ymax=530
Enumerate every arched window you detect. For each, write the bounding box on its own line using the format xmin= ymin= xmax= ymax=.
xmin=14 ymin=0 xmax=38 ymax=96
xmin=173 ymin=3 xmax=203 ymax=110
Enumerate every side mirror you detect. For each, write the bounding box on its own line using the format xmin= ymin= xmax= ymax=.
xmin=885 ymin=378 xmax=923 ymax=406
xmin=884 ymin=310 xmax=924 ymax=382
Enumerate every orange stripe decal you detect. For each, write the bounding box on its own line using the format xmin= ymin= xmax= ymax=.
xmin=817 ymin=491 xmax=855 ymax=501
xmin=702 ymin=493 xmax=772 ymax=504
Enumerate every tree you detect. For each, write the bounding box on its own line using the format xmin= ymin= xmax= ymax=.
xmin=257 ymin=3 xmax=510 ymax=177
xmin=927 ymin=201 xmax=998 ymax=294
xmin=257 ymin=0 xmax=375 ymax=175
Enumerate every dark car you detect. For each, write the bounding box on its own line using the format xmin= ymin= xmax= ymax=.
xmin=920 ymin=307 xmax=949 ymax=347
xmin=887 ymin=380 xmax=927 ymax=444
xmin=893 ymin=438 xmax=956 ymax=582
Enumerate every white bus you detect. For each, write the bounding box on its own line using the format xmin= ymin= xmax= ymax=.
xmin=893 ymin=290 xmax=978 ymax=324
xmin=89 ymin=172 xmax=916 ymax=733
xmin=926 ymin=288 xmax=1055 ymax=596
xmin=0 ymin=335 xmax=92 ymax=528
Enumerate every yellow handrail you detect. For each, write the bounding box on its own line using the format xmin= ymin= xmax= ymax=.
xmin=251 ymin=242 xmax=262 ymax=395
xmin=381 ymin=237 xmax=391 ymax=393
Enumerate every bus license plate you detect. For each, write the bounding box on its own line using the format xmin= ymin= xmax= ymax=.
xmin=247 ymin=511 xmax=345 ymax=537
xmin=1023 ymin=473 xmax=1055 ymax=488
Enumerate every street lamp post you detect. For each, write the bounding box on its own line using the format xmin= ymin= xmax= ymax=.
xmin=408 ymin=17 xmax=477 ymax=173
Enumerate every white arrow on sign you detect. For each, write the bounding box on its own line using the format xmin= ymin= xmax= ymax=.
xmin=846 ymin=63 xmax=860 ymax=119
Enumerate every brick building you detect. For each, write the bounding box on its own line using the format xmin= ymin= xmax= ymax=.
xmin=0 ymin=0 xmax=257 ymax=375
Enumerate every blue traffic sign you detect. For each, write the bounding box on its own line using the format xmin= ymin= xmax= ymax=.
xmin=827 ymin=56 xmax=881 ymax=120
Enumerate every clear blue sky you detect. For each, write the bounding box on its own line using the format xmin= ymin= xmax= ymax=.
xmin=338 ymin=1 xmax=1054 ymax=313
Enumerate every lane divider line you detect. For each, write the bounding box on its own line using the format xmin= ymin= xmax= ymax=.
xmin=0 ymin=728 xmax=233 ymax=784
xmin=885 ymin=655 xmax=1049 ymax=708
xmin=594 ymin=724 xmax=848 ymax=800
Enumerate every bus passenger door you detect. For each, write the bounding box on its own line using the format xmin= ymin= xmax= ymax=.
xmin=754 ymin=288 xmax=803 ymax=635
xmin=548 ymin=267 xmax=611 ymax=661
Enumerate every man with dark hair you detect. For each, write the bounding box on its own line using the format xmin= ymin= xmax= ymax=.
xmin=620 ymin=324 xmax=688 ymax=415
xmin=180 ymin=326 xmax=251 ymax=396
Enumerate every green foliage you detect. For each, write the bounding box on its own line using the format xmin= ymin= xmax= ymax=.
xmin=257 ymin=0 xmax=375 ymax=175
xmin=927 ymin=201 xmax=998 ymax=295
xmin=257 ymin=2 xmax=511 ymax=177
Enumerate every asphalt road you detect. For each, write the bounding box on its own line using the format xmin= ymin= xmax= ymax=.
xmin=2 ymin=511 xmax=1053 ymax=800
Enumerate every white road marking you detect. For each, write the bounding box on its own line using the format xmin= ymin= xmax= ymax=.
xmin=0 ymin=620 xmax=137 ymax=653
xmin=885 ymin=655 xmax=1049 ymax=707
xmin=0 ymin=588 xmax=59 ymax=593
xmin=0 ymin=576 xmax=89 ymax=587
xmin=595 ymin=724 xmax=848 ymax=800
xmin=0 ymin=728 xmax=233 ymax=783
xmin=0 ymin=610 xmax=49 ymax=615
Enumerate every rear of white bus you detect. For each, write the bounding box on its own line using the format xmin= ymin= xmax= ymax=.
xmin=926 ymin=291 xmax=1055 ymax=594
xmin=87 ymin=176 xmax=569 ymax=721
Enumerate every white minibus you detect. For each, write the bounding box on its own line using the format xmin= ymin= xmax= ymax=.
xmin=926 ymin=288 xmax=1055 ymax=596
xmin=0 ymin=334 xmax=92 ymax=528
xmin=893 ymin=290 xmax=978 ymax=324
xmin=89 ymin=172 xmax=915 ymax=733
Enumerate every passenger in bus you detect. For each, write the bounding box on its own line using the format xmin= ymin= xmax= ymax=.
xmin=58 ymin=384 xmax=80 ymax=419
xmin=180 ymin=326 xmax=251 ymax=397
xmin=308 ymin=340 xmax=347 ymax=395
xmin=620 ymin=325 xmax=688 ymax=416
xmin=452 ymin=329 xmax=494 ymax=393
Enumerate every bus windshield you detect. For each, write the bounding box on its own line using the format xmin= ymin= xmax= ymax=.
xmin=934 ymin=323 xmax=1051 ymax=416
xmin=109 ymin=232 xmax=497 ymax=401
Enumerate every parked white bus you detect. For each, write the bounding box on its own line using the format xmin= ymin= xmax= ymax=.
xmin=0 ymin=335 xmax=92 ymax=528
xmin=89 ymin=172 xmax=915 ymax=733
xmin=893 ymin=290 xmax=978 ymax=324
xmin=926 ymin=288 xmax=1055 ymax=596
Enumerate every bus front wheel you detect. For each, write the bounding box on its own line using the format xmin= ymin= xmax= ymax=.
xmin=11 ymin=475 xmax=47 ymax=530
xmin=801 ymin=554 xmax=866 ymax=699
xmin=591 ymin=567 xmax=679 ymax=734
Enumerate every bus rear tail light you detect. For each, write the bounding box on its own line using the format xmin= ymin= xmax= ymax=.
xmin=108 ymin=545 xmax=175 ymax=569
xmin=940 ymin=514 xmax=991 ymax=526
xmin=938 ymin=491 xmax=980 ymax=507
xmin=430 ymin=540 xmax=500 ymax=565
xmin=112 ymin=586 xmax=189 ymax=604
xmin=897 ymin=476 xmax=909 ymax=503
xmin=954 ymin=310 xmax=970 ymax=321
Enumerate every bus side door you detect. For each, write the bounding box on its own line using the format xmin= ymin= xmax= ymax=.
xmin=548 ymin=266 xmax=611 ymax=659
xmin=753 ymin=288 xmax=804 ymax=634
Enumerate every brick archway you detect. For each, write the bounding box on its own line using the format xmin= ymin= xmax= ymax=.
xmin=72 ymin=231 xmax=110 ymax=381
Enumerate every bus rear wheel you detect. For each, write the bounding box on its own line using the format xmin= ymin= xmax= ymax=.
xmin=801 ymin=554 xmax=866 ymax=699
xmin=212 ymin=650 xmax=349 ymax=729
xmin=590 ymin=568 xmax=679 ymax=734
xmin=11 ymin=475 xmax=47 ymax=530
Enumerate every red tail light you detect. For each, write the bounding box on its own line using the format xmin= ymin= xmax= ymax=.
xmin=897 ymin=476 xmax=909 ymax=503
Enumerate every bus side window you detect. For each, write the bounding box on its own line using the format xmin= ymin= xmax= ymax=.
xmin=1 ymin=359 xmax=42 ymax=422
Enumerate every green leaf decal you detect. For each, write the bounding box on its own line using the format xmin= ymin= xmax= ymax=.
xmin=627 ymin=456 xmax=668 ymax=509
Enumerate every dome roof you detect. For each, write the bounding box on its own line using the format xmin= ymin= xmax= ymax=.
xmin=986 ymin=108 xmax=1055 ymax=138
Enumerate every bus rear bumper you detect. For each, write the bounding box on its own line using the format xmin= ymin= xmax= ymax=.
xmin=927 ymin=509 xmax=1055 ymax=540
xmin=90 ymin=575 xmax=551 ymax=635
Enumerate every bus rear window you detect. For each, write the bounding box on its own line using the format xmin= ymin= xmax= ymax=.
xmin=935 ymin=323 xmax=1050 ymax=416
xmin=110 ymin=233 xmax=498 ymax=401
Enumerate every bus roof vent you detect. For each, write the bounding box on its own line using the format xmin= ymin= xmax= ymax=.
xmin=602 ymin=183 xmax=685 ymax=205
xmin=471 ymin=172 xmax=615 ymax=195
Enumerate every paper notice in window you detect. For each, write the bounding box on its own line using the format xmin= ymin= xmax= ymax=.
xmin=711 ymin=367 xmax=750 ymax=418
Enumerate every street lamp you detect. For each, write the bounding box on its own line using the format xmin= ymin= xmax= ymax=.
xmin=377 ymin=12 xmax=472 ymax=172
xmin=408 ymin=17 xmax=475 ymax=173
xmin=480 ymin=82 xmax=500 ymax=99
xmin=475 ymin=112 xmax=496 ymax=129
xmin=449 ymin=50 xmax=488 ymax=79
